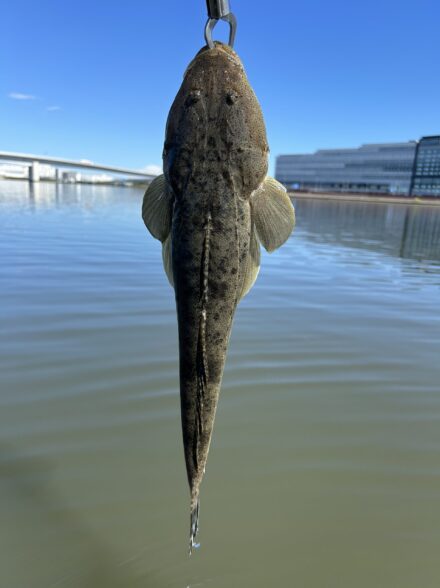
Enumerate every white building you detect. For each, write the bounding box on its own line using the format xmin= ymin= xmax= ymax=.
xmin=276 ymin=141 xmax=417 ymax=196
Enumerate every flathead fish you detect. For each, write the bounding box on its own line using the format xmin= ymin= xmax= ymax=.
xmin=142 ymin=41 xmax=295 ymax=552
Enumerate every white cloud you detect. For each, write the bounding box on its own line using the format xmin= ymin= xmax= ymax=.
xmin=47 ymin=105 xmax=61 ymax=111
xmin=8 ymin=92 xmax=37 ymax=100
xmin=142 ymin=164 xmax=162 ymax=176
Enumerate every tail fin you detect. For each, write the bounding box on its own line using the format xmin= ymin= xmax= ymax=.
xmin=189 ymin=497 xmax=200 ymax=555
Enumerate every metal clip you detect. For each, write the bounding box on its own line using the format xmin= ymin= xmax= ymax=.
xmin=205 ymin=0 xmax=237 ymax=49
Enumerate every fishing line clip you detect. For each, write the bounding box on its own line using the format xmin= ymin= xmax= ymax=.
xmin=205 ymin=0 xmax=237 ymax=49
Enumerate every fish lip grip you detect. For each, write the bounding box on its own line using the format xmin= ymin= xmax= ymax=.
xmin=204 ymin=0 xmax=237 ymax=49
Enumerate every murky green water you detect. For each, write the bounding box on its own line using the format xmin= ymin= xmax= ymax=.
xmin=1 ymin=181 xmax=440 ymax=588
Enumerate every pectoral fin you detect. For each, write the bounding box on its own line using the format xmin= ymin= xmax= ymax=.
xmin=251 ymin=177 xmax=295 ymax=252
xmin=162 ymin=234 xmax=174 ymax=288
xmin=239 ymin=223 xmax=260 ymax=300
xmin=142 ymin=174 xmax=173 ymax=242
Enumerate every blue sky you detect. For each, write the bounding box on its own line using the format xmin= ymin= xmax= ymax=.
xmin=2 ymin=0 xmax=439 ymax=174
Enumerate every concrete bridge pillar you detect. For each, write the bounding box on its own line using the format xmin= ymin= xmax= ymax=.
xmin=55 ymin=168 xmax=61 ymax=183
xmin=29 ymin=161 xmax=40 ymax=182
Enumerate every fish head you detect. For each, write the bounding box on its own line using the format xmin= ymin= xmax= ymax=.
xmin=163 ymin=42 xmax=269 ymax=198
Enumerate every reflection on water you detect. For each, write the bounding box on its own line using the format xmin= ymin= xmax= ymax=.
xmin=4 ymin=181 xmax=440 ymax=262
xmin=293 ymin=196 xmax=440 ymax=262
xmin=1 ymin=180 xmax=440 ymax=588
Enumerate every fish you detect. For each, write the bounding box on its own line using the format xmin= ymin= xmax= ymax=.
xmin=142 ymin=41 xmax=295 ymax=552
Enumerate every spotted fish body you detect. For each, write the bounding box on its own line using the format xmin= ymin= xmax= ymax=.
xmin=142 ymin=42 xmax=295 ymax=551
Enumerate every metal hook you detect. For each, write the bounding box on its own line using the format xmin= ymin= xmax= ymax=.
xmin=204 ymin=0 xmax=237 ymax=49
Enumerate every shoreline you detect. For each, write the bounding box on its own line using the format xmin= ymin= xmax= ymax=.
xmin=0 ymin=177 xmax=148 ymax=188
xmin=288 ymin=190 xmax=440 ymax=206
xmin=1 ymin=178 xmax=439 ymax=206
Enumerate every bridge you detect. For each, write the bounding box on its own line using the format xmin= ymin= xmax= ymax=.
xmin=0 ymin=151 xmax=157 ymax=182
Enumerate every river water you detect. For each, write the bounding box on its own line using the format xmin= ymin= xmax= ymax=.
xmin=1 ymin=181 xmax=439 ymax=588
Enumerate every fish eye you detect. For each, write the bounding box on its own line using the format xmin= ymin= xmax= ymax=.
xmin=185 ymin=90 xmax=201 ymax=107
xmin=226 ymin=91 xmax=238 ymax=105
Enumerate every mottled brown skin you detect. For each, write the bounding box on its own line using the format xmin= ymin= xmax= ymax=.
xmin=164 ymin=43 xmax=268 ymax=542
xmin=142 ymin=41 xmax=295 ymax=551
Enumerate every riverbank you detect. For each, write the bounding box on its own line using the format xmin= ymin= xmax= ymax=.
xmin=288 ymin=190 xmax=440 ymax=206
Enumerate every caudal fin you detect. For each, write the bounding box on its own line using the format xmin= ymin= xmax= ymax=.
xmin=189 ymin=497 xmax=200 ymax=555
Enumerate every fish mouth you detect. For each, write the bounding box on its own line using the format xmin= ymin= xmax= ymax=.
xmin=184 ymin=41 xmax=242 ymax=77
